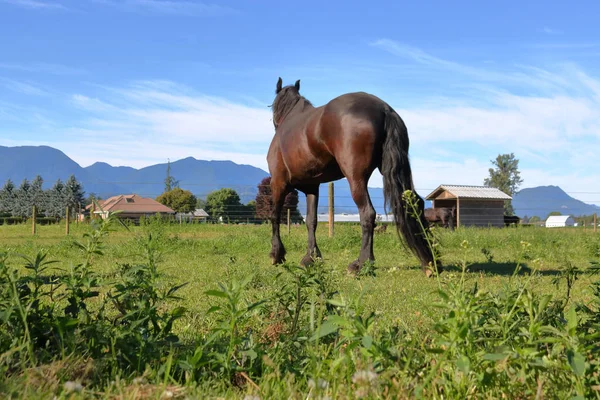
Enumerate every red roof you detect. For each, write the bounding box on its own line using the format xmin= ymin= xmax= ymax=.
xmin=89 ymin=194 xmax=175 ymax=214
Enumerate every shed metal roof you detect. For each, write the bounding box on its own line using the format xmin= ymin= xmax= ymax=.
xmin=546 ymin=215 xmax=574 ymax=223
xmin=426 ymin=185 xmax=512 ymax=200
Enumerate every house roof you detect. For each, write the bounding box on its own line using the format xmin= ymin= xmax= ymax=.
xmin=426 ymin=185 xmax=512 ymax=200
xmin=193 ymin=208 xmax=209 ymax=217
xmin=546 ymin=215 xmax=574 ymax=223
xmin=88 ymin=194 xmax=175 ymax=214
xmin=177 ymin=208 xmax=210 ymax=217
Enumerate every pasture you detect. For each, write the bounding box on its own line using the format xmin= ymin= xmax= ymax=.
xmin=1 ymin=218 xmax=599 ymax=398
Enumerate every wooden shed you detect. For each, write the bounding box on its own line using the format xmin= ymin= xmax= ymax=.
xmin=425 ymin=185 xmax=512 ymax=228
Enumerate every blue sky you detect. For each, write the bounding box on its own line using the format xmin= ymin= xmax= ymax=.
xmin=1 ymin=0 xmax=600 ymax=204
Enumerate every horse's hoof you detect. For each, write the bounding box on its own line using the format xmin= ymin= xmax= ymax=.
xmin=270 ymin=255 xmax=285 ymax=265
xmin=300 ymin=254 xmax=315 ymax=267
xmin=347 ymin=260 xmax=361 ymax=275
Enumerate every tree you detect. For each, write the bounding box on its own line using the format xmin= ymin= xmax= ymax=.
xmin=255 ymin=177 xmax=303 ymax=223
xmin=64 ymin=175 xmax=85 ymax=218
xmin=205 ymin=188 xmax=243 ymax=223
xmin=529 ymin=216 xmax=541 ymax=223
xmin=196 ymin=198 xmax=207 ymax=210
xmin=13 ymin=179 xmax=32 ymax=218
xmin=156 ymin=188 xmax=197 ymax=213
xmin=547 ymin=211 xmax=562 ymax=218
xmin=0 ymin=179 xmax=15 ymax=216
xmin=483 ymin=153 xmax=523 ymax=215
xmin=30 ymin=175 xmax=46 ymax=215
xmin=46 ymin=179 xmax=65 ymax=218
xmin=86 ymin=193 xmax=102 ymax=206
xmin=164 ymin=159 xmax=179 ymax=193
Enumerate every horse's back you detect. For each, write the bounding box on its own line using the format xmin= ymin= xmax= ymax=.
xmin=324 ymin=92 xmax=388 ymax=117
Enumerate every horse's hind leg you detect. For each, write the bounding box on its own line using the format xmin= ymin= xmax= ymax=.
xmin=269 ymin=179 xmax=289 ymax=265
xmin=347 ymin=179 xmax=376 ymax=274
xmin=299 ymin=185 xmax=322 ymax=266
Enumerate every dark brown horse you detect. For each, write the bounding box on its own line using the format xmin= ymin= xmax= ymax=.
xmin=424 ymin=207 xmax=456 ymax=230
xmin=267 ymin=78 xmax=436 ymax=276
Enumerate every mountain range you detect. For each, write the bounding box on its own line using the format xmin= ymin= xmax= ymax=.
xmin=1 ymin=145 xmax=599 ymax=219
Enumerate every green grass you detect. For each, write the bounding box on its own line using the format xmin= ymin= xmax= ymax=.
xmin=1 ymin=218 xmax=599 ymax=398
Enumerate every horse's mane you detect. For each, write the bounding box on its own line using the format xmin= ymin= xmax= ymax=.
xmin=272 ymin=86 xmax=313 ymax=126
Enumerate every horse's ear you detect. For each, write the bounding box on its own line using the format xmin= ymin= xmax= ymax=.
xmin=294 ymin=79 xmax=300 ymax=91
xmin=276 ymin=77 xmax=283 ymax=94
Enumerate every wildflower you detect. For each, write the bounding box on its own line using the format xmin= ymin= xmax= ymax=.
xmin=308 ymin=378 xmax=329 ymax=390
xmin=63 ymin=381 xmax=83 ymax=393
xmin=352 ymin=368 xmax=379 ymax=398
xmin=461 ymin=240 xmax=470 ymax=249
xmin=352 ymin=368 xmax=378 ymax=384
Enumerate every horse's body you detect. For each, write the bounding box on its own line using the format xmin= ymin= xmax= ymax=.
xmin=424 ymin=207 xmax=456 ymax=230
xmin=267 ymin=78 xmax=436 ymax=275
xmin=503 ymin=215 xmax=521 ymax=226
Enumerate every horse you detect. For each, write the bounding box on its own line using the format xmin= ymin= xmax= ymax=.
xmin=424 ymin=207 xmax=456 ymax=230
xmin=503 ymin=215 xmax=521 ymax=227
xmin=266 ymin=78 xmax=438 ymax=276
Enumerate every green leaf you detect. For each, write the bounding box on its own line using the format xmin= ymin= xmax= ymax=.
xmin=567 ymin=307 xmax=578 ymax=335
xmin=567 ymin=349 xmax=586 ymax=377
xmin=457 ymin=355 xmax=470 ymax=374
xmin=362 ymin=335 xmax=373 ymax=349
xmin=205 ymin=290 xmax=228 ymax=298
xmin=170 ymin=306 xmax=186 ymax=318
xmin=483 ymin=353 xmax=508 ymax=361
xmin=310 ymin=320 xmax=338 ymax=341
xmin=437 ymin=289 xmax=450 ymax=302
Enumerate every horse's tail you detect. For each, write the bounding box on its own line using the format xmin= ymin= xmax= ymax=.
xmin=380 ymin=107 xmax=436 ymax=273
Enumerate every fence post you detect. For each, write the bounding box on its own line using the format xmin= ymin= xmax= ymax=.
xmin=32 ymin=205 xmax=36 ymax=235
xmin=595 ymin=213 xmax=597 ymax=233
xmin=66 ymin=206 xmax=70 ymax=236
xmin=287 ymin=208 xmax=291 ymax=235
xmin=328 ymin=182 xmax=334 ymax=237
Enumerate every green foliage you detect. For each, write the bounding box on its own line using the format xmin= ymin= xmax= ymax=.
xmin=156 ymin=187 xmax=197 ymax=213
xmin=484 ymin=153 xmax=523 ymax=215
xmin=0 ymin=180 xmax=15 ymax=216
xmin=1 ymin=217 xmax=600 ymax=398
xmin=205 ymin=188 xmax=245 ymax=223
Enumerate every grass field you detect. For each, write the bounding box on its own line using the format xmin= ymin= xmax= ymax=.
xmin=1 ymin=218 xmax=599 ymax=398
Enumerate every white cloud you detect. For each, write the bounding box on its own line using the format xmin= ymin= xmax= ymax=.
xmin=542 ymin=27 xmax=563 ymax=35
xmin=93 ymin=0 xmax=235 ymax=16
xmin=0 ymin=62 xmax=85 ymax=75
xmin=0 ymin=0 xmax=68 ymax=10
xmin=0 ymin=78 xmax=48 ymax=96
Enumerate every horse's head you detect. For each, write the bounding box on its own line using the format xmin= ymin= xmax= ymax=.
xmin=271 ymin=77 xmax=301 ymax=129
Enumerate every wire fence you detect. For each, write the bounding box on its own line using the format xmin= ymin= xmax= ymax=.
xmin=3 ymin=180 xmax=599 ymax=234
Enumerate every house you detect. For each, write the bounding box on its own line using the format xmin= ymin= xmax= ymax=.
xmin=425 ymin=184 xmax=512 ymax=228
xmin=177 ymin=208 xmax=210 ymax=223
xmin=545 ymin=215 xmax=575 ymax=228
xmin=87 ymin=194 xmax=175 ymax=222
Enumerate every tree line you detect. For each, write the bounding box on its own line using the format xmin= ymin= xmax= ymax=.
xmin=0 ymin=175 xmax=85 ymax=219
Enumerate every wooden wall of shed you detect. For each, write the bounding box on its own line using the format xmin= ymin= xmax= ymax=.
xmin=459 ymin=199 xmax=505 ymax=227
xmin=433 ymin=199 xmax=457 ymax=209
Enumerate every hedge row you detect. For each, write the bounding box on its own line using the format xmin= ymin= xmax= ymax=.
xmin=0 ymin=217 xmax=60 ymax=226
